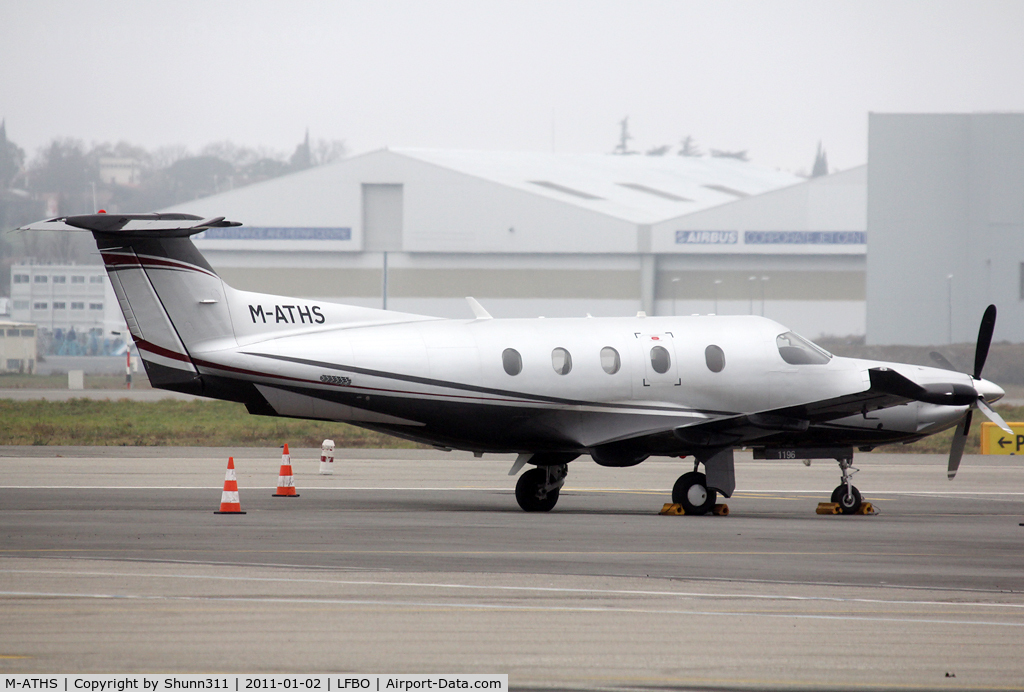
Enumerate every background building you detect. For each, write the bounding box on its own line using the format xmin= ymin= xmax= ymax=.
xmin=867 ymin=113 xmax=1024 ymax=344
xmin=8 ymin=262 xmax=124 ymax=355
xmin=0 ymin=321 xmax=37 ymax=373
xmin=168 ymin=149 xmax=868 ymax=338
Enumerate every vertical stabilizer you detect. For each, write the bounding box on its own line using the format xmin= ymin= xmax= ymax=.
xmin=18 ymin=213 xmax=242 ymax=394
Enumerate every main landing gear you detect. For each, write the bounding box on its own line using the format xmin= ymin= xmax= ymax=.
xmin=511 ymin=453 xmax=577 ymax=512
xmin=672 ymin=472 xmax=717 ymax=515
xmin=670 ymin=449 xmax=735 ymax=515
xmin=515 ymin=465 xmax=568 ymax=512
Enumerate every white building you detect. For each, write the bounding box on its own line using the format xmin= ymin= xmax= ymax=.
xmin=8 ymin=262 xmax=122 ymax=336
xmin=160 ymin=149 xmax=867 ymax=338
xmin=99 ymin=158 xmax=142 ymax=187
xmin=0 ymin=321 xmax=37 ymax=374
xmin=867 ymin=113 xmax=1024 ymax=344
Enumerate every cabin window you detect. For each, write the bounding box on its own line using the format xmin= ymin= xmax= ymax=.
xmin=650 ymin=345 xmax=671 ymax=374
xmin=705 ymin=344 xmax=726 ymax=373
xmin=502 ymin=348 xmax=522 ymax=376
xmin=551 ymin=347 xmax=572 ymax=375
xmin=776 ymin=332 xmax=831 ymax=365
xmin=600 ymin=346 xmax=620 ymax=374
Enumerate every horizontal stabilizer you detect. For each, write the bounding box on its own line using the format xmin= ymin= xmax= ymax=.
xmin=19 ymin=213 xmax=241 ymax=237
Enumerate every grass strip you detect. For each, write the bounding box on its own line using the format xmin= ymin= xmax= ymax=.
xmin=1 ymin=399 xmax=1021 ymax=452
xmin=0 ymin=399 xmax=422 ymax=447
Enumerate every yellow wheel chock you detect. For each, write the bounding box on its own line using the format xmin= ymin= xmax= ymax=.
xmin=659 ymin=503 xmax=729 ymax=516
xmin=816 ymin=501 xmax=877 ymax=515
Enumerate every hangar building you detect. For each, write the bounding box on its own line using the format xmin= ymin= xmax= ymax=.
xmin=867 ymin=113 xmax=1024 ymax=344
xmin=167 ymin=149 xmax=868 ymax=338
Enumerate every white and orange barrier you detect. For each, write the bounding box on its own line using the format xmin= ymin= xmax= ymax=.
xmin=214 ymin=457 xmax=246 ymax=514
xmin=273 ymin=443 xmax=300 ymax=497
xmin=319 ymin=439 xmax=335 ymax=475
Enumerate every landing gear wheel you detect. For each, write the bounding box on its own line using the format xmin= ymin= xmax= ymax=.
xmin=672 ymin=471 xmax=717 ymax=515
xmin=515 ymin=467 xmax=560 ymax=512
xmin=831 ymin=484 xmax=862 ymax=515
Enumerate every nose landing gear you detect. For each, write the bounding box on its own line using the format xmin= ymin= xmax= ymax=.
xmin=755 ymin=446 xmax=865 ymax=515
xmin=831 ymin=456 xmax=862 ymax=514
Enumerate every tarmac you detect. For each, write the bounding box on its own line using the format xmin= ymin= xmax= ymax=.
xmin=1 ymin=446 xmax=1022 ymax=690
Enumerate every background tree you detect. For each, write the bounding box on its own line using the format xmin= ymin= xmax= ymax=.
xmin=677 ymin=135 xmax=702 ymax=157
xmin=811 ymin=141 xmax=829 ymax=177
xmin=0 ymin=120 xmax=26 ymax=189
xmin=312 ymin=138 xmax=347 ymax=166
xmin=709 ymin=149 xmax=749 ymax=161
xmin=290 ymin=130 xmax=312 ymax=170
xmin=2 ymin=129 xmax=346 ymax=268
xmin=28 ymin=138 xmax=96 ymax=213
xmin=612 ymin=117 xmax=637 ymax=155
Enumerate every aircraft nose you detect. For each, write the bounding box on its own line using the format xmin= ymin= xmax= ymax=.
xmin=975 ymin=378 xmax=1005 ymax=404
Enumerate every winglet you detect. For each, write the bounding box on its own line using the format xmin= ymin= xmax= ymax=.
xmin=466 ymin=297 xmax=493 ymax=320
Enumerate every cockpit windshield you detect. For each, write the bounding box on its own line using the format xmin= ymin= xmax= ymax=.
xmin=776 ymin=332 xmax=832 ymax=365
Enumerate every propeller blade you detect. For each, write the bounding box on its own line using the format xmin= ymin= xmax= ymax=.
xmin=973 ymin=304 xmax=997 ymax=379
xmin=977 ymin=397 xmax=1013 ymax=435
xmin=948 ymin=410 xmax=972 ymax=480
xmin=929 ymin=351 xmax=959 ymax=372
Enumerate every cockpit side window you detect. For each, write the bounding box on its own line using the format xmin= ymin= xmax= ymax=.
xmin=776 ymin=332 xmax=831 ymax=365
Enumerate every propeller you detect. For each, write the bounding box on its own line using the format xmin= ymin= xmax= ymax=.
xmin=947 ymin=304 xmax=1011 ymax=479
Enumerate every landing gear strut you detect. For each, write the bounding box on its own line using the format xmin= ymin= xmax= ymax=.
xmin=515 ymin=464 xmax=568 ymax=512
xmin=831 ymin=456 xmax=862 ymax=514
xmin=755 ymin=447 xmax=866 ymax=515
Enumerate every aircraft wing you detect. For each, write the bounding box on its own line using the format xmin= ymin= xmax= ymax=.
xmin=591 ymin=367 xmax=921 ymax=456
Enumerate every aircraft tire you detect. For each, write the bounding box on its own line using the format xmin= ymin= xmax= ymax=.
xmin=831 ymin=484 xmax=862 ymax=514
xmin=672 ymin=471 xmax=717 ymax=515
xmin=515 ymin=467 xmax=559 ymax=512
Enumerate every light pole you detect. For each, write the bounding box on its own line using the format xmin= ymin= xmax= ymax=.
xmin=671 ymin=277 xmax=680 ymax=316
xmin=713 ymin=279 xmax=722 ymax=315
xmin=761 ymin=276 xmax=769 ymax=317
xmin=748 ymin=276 xmax=756 ymax=315
xmin=947 ymin=274 xmax=953 ymax=344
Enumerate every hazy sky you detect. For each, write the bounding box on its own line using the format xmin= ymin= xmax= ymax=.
xmin=2 ymin=0 xmax=1022 ymax=173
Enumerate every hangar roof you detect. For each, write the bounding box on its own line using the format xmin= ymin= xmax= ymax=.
xmin=394 ymin=149 xmax=803 ymax=224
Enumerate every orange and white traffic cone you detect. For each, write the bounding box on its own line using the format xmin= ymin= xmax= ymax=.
xmin=214 ymin=457 xmax=246 ymax=514
xmin=273 ymin=443 xmax=300 ymax=497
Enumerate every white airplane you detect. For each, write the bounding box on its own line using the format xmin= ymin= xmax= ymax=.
xmin=20 ymin=213 xmax=1013 ymax=514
